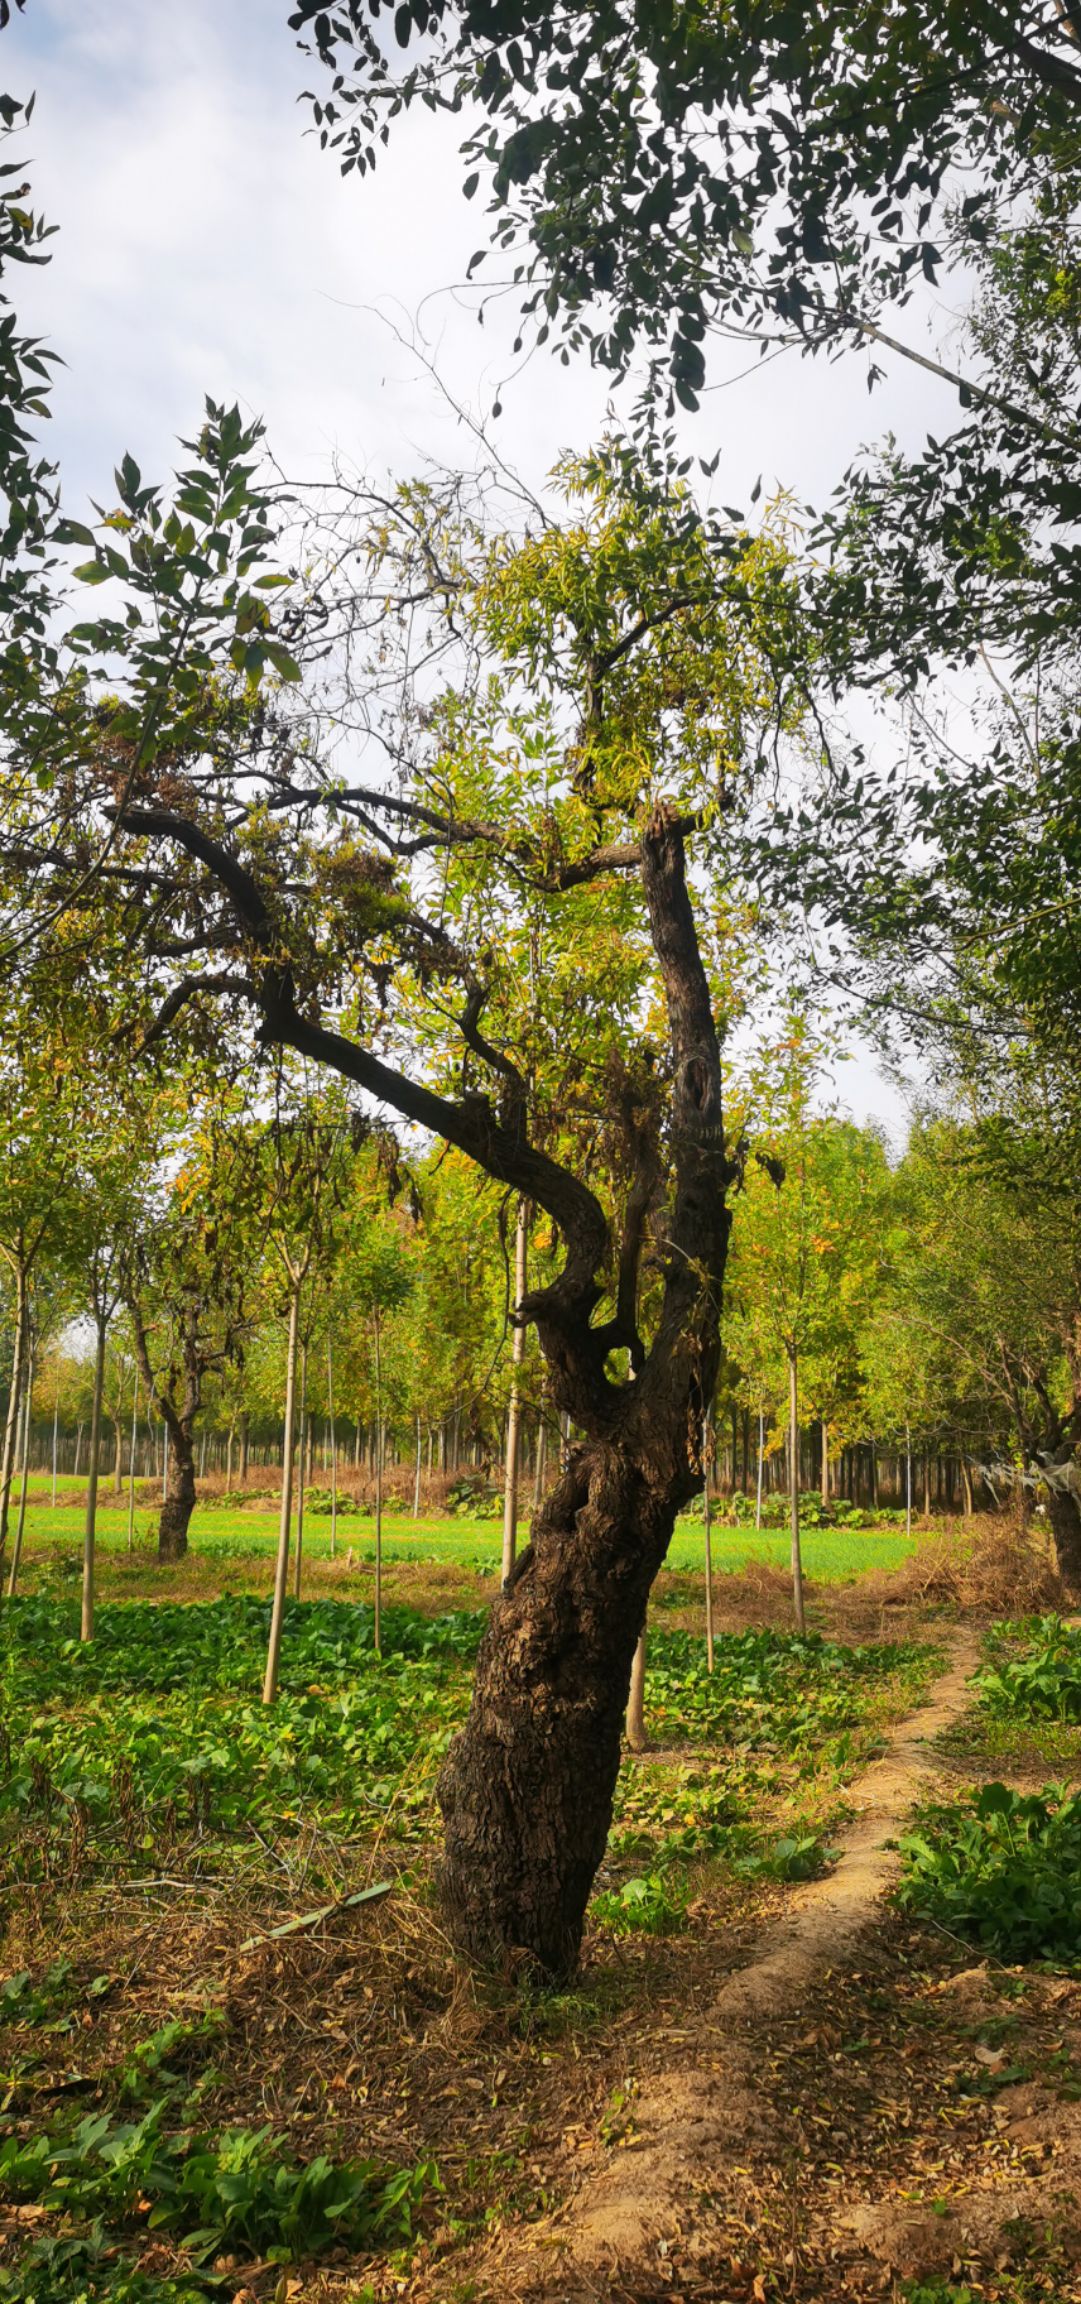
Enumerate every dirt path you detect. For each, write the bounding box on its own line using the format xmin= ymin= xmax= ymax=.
xmin=479 ymin=1631 xmax=987 ymax=2301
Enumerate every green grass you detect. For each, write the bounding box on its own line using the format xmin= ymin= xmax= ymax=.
xmin=17 ymin=1482 xmax=917 ymax=1583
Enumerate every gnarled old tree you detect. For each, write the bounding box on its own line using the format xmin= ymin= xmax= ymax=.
xmin=14 ymin=426 xmax=804 ymax=1974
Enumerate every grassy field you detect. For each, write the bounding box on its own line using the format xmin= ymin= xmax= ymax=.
xmin=12 ymin=1478 xmax=918 ymax=1584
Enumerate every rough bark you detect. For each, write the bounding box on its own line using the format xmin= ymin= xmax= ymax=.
xmin=158 ymin=1425 xmax=196 ymax=1561
xmin=439 ymin=1447 xmax=683 ymax=1974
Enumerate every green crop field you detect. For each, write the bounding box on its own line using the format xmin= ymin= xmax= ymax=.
xmin=12 ymin=1480 xmax=917 ymax=1584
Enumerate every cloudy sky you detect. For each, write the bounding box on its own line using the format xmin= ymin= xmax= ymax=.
xmin=6 ymin=0 xmax=965 ymax=1132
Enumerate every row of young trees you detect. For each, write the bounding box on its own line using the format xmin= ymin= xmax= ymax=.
xmin=4 ymin=1016 xmax=1079 ymax=1585
xmin=2 ymin=4 xmax=1081 ymax=1973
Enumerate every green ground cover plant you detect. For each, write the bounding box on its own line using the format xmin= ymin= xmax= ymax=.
xmin=591 ymin=1871 xmax=691 ymax=1935
xmin=0 ymin=1597 xmax=932 ymax=1902
xmin=0 ymin=1596 xmax=477 ymax=1881
xmin=643 ymin=1627 xmax=930 ymax=1745
xmin=0 ymin=2103 xmax=433 ymax=2262
xmin=0 ymin=2248 xmax=216 ymax=2304
xmin=0 ymin=1987 xmax=436 ymax=2298
xmin=978 ymin=1617 xmax=1081 ymax=1722
xmin=897 ymin=1782 xmax=1081 ymax=1962
xmin=710 ymin=1490 xmax=906 ymax=1532
xmin=0 ymin=1587 xmax=936 ymax=2300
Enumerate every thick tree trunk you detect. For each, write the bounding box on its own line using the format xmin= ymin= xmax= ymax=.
xmin=158 ymin=1426 xmax=196 ymax=1560
xmin=439 ymin=1444 xmax=684 ymax=1976
xmin=1048 ymin=1480 xmax=1081 ymax=1597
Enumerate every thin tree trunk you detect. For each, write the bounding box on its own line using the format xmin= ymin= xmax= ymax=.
xmin=821 ymin=1416 xmax=829 ymax=1506
xmin=6 ymin=1327 xmax=35 ymax=1597
xmin=533 ymin=1411 xmax=547 ymax=1510
xmin=128 ymin=1371 xmax=139 ymax=1552
xmin=788 ymin=1345 xmax=805 ymax=1634
xmin=756 ymin=1406 xmax=765 ymax=1531
xmin=625 ymin=1626 xmax=647 ymax=1751
xmin=81 ymin=1313 xmax=107 ymax=1644
xmin=923 ymin=1450 xmax=931 ymax=1517
xmin=112 ymin=1416 xmax=124 ymax=1495
xmin=961 ymin=1455 xmax=974 ymax=1517
xmin=373 ymin=1311 xmax=383 ymax=1656
xmin=239 ymin=1410 xmax=250 ymax=1485
xmin=702 ymin=1414 xmax=714 ymax=1674
xmin=0 ymin=1265 xmax=28 ymax=1577
xmin=73 ymin=1419 xmax=83 ymax=1479
xmin=328 ymin=1337 xmax=338 ymax=1559
xmin=905 ymin=1421 xmax=912 ymax=1541
xmin=51 ymin=1366 xmax=59 ymax=1508
xmin=263 ymin=1270 xmax=302 ymax=1705
xmin=502 ymin=1197 xmax=528 ymax=1587
xmin=413 ymin=1409 xmax=421 ymax=1521
xmin=293 ymin=1343 xmax=308 ymax=1601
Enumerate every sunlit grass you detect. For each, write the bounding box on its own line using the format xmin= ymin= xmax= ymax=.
xmin=19 ymin=1478 xmax=917 ymax=1582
